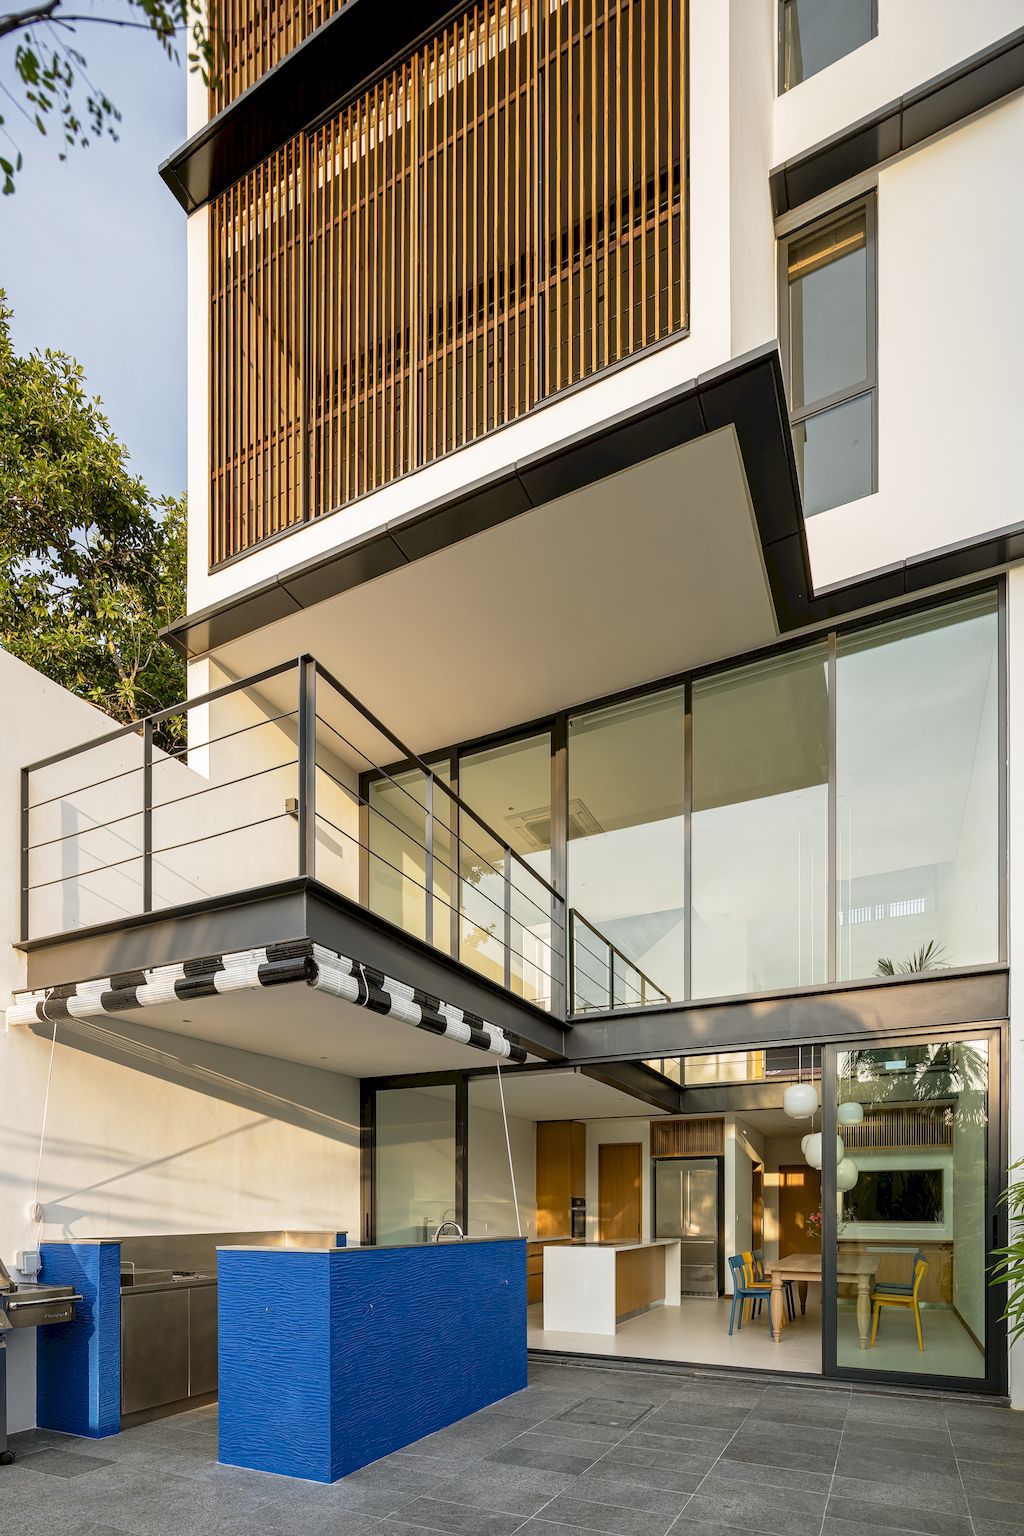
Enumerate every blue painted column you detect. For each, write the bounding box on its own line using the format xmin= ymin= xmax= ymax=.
xmin=36 ymin=1242 xmax=121 ymax=1438
xmin=219 ymin=1239 xmax=527 ymax=1481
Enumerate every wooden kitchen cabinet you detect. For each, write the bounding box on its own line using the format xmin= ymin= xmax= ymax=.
xmin=536 ymin=1120 xmax=586 ymax=1238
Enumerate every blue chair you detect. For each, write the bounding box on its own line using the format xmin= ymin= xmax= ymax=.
xmin=727 ymin=1254 xmax=776 ymax=1339
xmin=752 ymin=1248 xmax=795 ymax=1322
xmin=876 ymin=1249 xmax=924 ymax=1296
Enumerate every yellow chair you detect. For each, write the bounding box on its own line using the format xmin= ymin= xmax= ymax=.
xmin=870 ymin=1258 xmax=928 ymax=1351
xmin=741 ymin=1250 xmax=773 ymax=1326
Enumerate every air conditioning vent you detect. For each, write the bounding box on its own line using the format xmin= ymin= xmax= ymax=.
xmin=504 ymin=798 xmax=603 ymax=849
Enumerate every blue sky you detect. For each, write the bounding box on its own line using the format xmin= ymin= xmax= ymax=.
xmin=2 ymin=15 xmax=187 ymax=498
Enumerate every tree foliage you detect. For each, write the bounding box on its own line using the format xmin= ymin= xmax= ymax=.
xmin=0 ymin=0 xmax=214 ymax=192
xmin=0 ymin=291 xmax=186 ymax=749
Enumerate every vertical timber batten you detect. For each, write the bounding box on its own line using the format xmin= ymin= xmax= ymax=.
xmin=209 ymin=0 xmax=687 ymax=566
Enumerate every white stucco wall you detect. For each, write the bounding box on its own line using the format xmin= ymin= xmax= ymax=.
xmin=1 ymin=652 xmax=362 ymax=1431
xmin=804 ymin=92 xmax=1024 ymax=590
xmin=774 ymin=0 xmax=1024 ymax=166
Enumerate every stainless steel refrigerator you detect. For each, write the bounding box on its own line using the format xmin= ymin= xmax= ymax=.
xmin=653 ymin=1157 xmax=720 ymax=1297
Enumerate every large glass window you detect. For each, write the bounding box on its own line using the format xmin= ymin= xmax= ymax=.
xmin=458 ymin=734 xmax=555 ymax=1008
xmin=781 ymin=0 xmax=875 ymax=91
xmin=568 ymin=690 xmax=685 ymax=1006
xmin=376 ymin=1086 xmax=457 ymax=1245
xmin=832 ymin=1037 xmax=990 ymax=1381
xmin=368 ymin=761 xmax=453 ymax=954
xmin=784 ymin=201 xmax=875 ymax=517
xmin=836 ymin=592 xmax=999 ymax=981
xmin=692 ymin=646 xmax=828 ymax=997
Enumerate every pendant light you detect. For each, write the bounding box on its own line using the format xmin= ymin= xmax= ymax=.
xmin=804 ymin=1133 xmax=844 ymax=1170
xmin=783 ymin=1081 xmax=819 ymax=1120
xmin=836 ymin=1157 xmax=859 ymax=1192
xmin=838 ymin=1101 xmax=864 ymax=1127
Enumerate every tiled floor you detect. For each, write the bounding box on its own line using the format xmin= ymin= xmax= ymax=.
xmin=4 ymin=1363 xmax=1023 ymax=1536
xmin=528 ymin=1295 xmax=822 ymax=1372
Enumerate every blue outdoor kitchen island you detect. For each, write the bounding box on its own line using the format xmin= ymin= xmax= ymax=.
xmin=217 ymin=1238 xmax=528 ymax=1482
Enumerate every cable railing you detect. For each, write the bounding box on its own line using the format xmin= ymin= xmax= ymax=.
xmin=568 ymin=908 xmax=672 ymax=1014
xmin=19 ymin=656 xmax=565 ymax=1016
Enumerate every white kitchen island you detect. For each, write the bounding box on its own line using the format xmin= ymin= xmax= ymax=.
xmin=543 ymin=1239 xmax=681 ymax=1336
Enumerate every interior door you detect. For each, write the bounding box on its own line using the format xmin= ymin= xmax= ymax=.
xmin=779 ymin=1164 xmax=822 ymax=1257
xmin=599 ymin=1142 xmax=642 ymax=1243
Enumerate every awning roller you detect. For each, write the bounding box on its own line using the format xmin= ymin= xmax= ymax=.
xmin=5 ymin=939 xmax=528 ymax=1064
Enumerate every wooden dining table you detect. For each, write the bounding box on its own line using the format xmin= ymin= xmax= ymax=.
xmin=767 ymin=1251 xmax=879 ymax=1349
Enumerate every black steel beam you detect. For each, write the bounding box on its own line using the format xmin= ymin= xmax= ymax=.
xmin=562 ymin=969 xmax=1009 ymax=1065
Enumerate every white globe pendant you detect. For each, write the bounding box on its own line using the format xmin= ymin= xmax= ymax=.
xmin=784 ymin=1082 xmax=819 ymax=1120
xmin=838 ymin=1101 xmax=864 ymax=1127
xmin=836 ymin=1157 xmax=859 ymax=1192
xmin=804 ymin=1133 xmax=844 ymax=1170
xmin=801 ymin=1134 xmax=812 ymax=1156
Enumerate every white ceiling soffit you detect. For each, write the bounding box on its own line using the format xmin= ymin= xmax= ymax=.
xmin=469 ymin=1068 xmax=673 ymax=1120
xmin=19 ymin=981 xmax=537 ymax=1078
xmin=209 ymin=428 xmax=778 ymax=755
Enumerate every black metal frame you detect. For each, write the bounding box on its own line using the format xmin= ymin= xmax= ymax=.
xmin=821 ymin=1022 xmax=1007 ymax=1397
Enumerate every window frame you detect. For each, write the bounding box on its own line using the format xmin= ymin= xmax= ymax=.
xmin=778 ymin=0 xmax=878 ymax=95
xmin=778 ymin=192 xmax=878 ymax=517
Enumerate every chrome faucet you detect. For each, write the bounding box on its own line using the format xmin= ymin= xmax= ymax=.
xmin=433 ymin=1220 xmax=464 ymax=1241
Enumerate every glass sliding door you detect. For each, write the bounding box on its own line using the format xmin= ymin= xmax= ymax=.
xmin=376 ymin=1085 xmax=457 ymax=1245
xmin=825 ymin=1030 xmax=1001 ymax=1388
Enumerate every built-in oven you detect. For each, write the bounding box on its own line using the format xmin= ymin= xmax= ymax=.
xmin=570 ymin=1197 xmax=586 ymax=1242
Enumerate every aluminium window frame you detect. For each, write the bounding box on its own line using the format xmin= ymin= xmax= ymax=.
xmin=778 ymin=0 xmax=879 ymax=95
xmin=778 ymin=191 xmax=878 ymax=517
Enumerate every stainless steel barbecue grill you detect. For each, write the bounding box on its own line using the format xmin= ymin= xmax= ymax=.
xmin=0 ymin=1255 xmax=80 ymax=1465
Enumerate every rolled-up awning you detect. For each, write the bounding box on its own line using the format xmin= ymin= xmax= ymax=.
xmin=5 ymin=938 xmax=527 ymax=1064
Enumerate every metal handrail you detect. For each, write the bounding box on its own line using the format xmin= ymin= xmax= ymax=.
xmin=568 ymin=907 xmax=671 ymax=1013
xmin=314 ymin=659 xmax=564 ymax=906
xmin=21 ymin=656 xmax=568 ymax=1016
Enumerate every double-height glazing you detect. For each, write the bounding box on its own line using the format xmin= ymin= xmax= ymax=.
xmin=366 ymin=586 xmax=1002 ymax=1014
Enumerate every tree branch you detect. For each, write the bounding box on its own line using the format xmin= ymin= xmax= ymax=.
xmin=0 ymin=0 xmax=59 ymax=40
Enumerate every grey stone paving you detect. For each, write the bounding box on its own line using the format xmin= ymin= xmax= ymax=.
xmin=3 ymin=1364 xmax=1023 ymax=1536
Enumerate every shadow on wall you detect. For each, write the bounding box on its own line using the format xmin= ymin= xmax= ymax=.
xmin=22 ymin=1013 xmax=360 ymax=1142
xmin=1 ymin=1015 xmax=360 ymax=1236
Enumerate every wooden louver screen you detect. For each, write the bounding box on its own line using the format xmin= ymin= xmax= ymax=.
xmin=209 ymin=0 xmax=687 ymax=565
xmin=842 ymin=1104 xmax=954 ymax=1151
xmin=650 ymin=1117 xmax=724 ymax=1158
xmin=208 ymin=0 xmax=346 ymax=114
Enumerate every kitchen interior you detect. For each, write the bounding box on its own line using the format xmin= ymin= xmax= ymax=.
xmin=371 ymin=1062 xmax=829 ymax=1373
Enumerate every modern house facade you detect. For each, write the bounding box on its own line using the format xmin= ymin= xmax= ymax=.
xmin=4 ymin=0 xmax=1024 ymax=1437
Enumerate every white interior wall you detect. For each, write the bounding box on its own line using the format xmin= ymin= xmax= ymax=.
xmin=584 ymin=1118 xmax=651 ymax=1245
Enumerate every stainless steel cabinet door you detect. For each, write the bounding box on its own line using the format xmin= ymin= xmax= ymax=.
xmin=121 ymin=1289 xmax=190 ymax=1414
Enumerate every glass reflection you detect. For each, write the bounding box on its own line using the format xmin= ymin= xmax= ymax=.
xmin=692 ymin=646 xmax=828 ymax=997
xmin=834 ymin=1038 xmax=989 ymax=1379
xmin=836 ymin=592 xmax=999 ymax=981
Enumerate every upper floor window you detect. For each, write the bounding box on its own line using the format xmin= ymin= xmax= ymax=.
xmin=780 ymin=0 xmax=876 ymax=91
xmin=781 ymin=197 xmax=876 ymax=517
